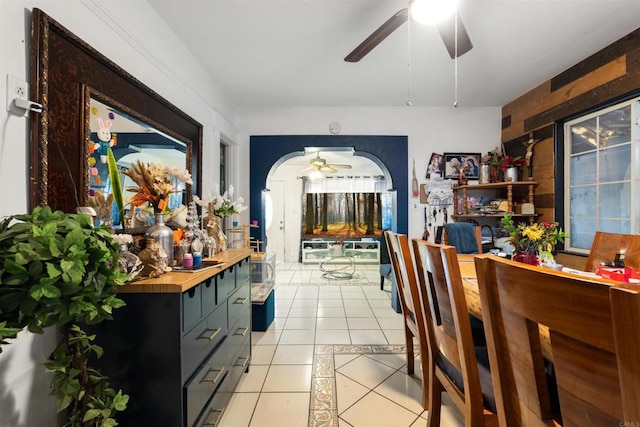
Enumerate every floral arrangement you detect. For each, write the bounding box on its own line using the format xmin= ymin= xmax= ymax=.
xmin=111 ymin=233 xmax=134 ymax=246
xmin=498 ymin=155 xmax=526 ymax=172
xmin=481 ymin=146 xmax=505 ymax=166
xmin=194 ymin=184 xmax=247 ymax=218
xmin=123 ymin=161 xmax=192 ymax=213
xmin=501 ymin=214 xmax=568 ymax=255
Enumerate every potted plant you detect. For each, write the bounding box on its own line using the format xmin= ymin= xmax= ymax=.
xmin=0 ymin=206 xmax=130 ymax=426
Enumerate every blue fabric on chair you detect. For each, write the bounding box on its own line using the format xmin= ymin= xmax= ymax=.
xmin=444 ymin=222 xmax=479 ymax=254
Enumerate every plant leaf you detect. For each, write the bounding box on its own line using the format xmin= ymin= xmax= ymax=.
xmin=107 ymin=147 xmax=126 ymax=232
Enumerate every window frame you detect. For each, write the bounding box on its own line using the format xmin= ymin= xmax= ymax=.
xmin=560 ymin=96 xmax=639 ymax=254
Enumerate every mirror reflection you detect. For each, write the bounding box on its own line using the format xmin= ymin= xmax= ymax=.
xmin=88 ymin=98 xmax=188 ymax=228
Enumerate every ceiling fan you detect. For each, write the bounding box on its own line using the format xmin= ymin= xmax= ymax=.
xmin=303 ymin=152 xmax=353 ymax=174
xmin=344 ymin=0 xmax=472 ymax=63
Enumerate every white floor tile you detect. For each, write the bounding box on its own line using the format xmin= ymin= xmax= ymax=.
xmin=335 ymin=372 xmax=370 ymax=415
xmin=317 ymin=307 xmax=346 ymax=318
xmin=236 ymin=365 xmax=269 ymax=392
xmin=334 ymin=354 xmax=359 ymax=370
xmin=284 ymin=316 xmax=317 ymax=330
xmin=315 ymin=329 xmax=351 ymax=344
xmin=251 ymin=329 xmax=282 ymax=346
xmin=342 ymin=299 xmax=370 ymax=308
xmin=373 ymin=306 xmax=401 ymax=318
xmin=271 ymin=344 xmax=314 ymax=365
xmin=249 ymin=392 xmax=311 ymax=427
xmin=279 ymin=329 xmax=316 ymax=345
xmin=340 ymin=391 xmax=420 ymax=427
xmin=374 ymin=370 xmax=425 ymax=415
xmin=347 ymin=317 xmax=380 ymax=330
xmin=262 ymin=365 xmax=313 ymax=392
xmin=250 ymin=344 xmax=276 ymax=365
xmin=219 ymin=392 xmax=259 ymax=426
xmin=350 ymin=329 xmax=388 ymax=345
xmin=336 ymin=355 xmax=396 ymax=390
xmin=366 ymin=354 xmax=409 ymax=370
xmin=287 ymin=307 xmax=318 ymax=318
xmin=317 ymin=298 xmax=344 ymax=308
xmin=384 ymin=329 xmax=409 ymax=345
xmin=316 ymin=317 xmax=348 ymax=330
xmin=344 ymin=307 xmax=375 ymax=318
xmin=376 ymin=316 xmax=405 ymax=330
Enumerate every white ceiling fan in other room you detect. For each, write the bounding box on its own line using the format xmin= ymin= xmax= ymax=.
xmin=301 ymin=152 xmax=352 ymax=179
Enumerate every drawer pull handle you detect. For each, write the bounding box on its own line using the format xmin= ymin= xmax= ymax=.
xmin=201 ymin=367 xmax=225 ymax=385
xmin=233 ymin=326 xmax=249 ymax=337
xmin=201 ymin=407 xmax=226 ymax=426
xmin=235 ymin=356 xmax=250 ymax=369
xmin=234 ymin=297 xmax=248 ymax=305
xmin=198 ymin=327 xmax=222 ymax=341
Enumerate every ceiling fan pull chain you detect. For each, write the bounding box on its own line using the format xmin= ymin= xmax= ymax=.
xmin=406 ymin=15 xmax=412 ymax=107
xmin=454 ymin=9 xmax=459 ymax=108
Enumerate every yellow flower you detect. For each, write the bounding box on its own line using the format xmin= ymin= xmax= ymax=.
xmin=522 ymin=224 xmax=543 ymax=241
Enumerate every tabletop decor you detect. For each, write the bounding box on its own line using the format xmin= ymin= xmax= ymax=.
xmin=112 ymin=233 xmax=143 ymax=281
xmin=195 ymin=184 xmax=247 ymax=252
xmin=501 ymin=214 xmax=568 ymax=265
xmin=123 ymin=160 xmax=192 ymax=263
xmin=498 ymin=155 xmax=526 ymax=182
xmin=0 ymin=206 xmax=129 ymax=425
xmin=481 ymin=147 xmax=506 ymax=183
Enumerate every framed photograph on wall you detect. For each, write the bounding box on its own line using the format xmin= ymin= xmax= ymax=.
xmin=426 ymin=152 xmax=443 ymax=179
xmin=443 ymin=152 xmax=481 ymax=179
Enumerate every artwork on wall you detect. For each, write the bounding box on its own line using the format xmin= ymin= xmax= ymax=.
xmin=426 ymin=152 xmax=443 ymax=179
xmin=443 ymin=152 xmax=481 ymax=180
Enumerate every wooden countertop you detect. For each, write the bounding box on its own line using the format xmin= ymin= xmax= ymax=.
xmin=117 ymin=248 xmax=253 ymax=294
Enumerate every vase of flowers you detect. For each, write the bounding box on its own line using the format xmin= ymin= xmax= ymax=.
xmin=499 ymin=155 xmax=526 ymax=182
xmin=123 ymin=161 xmax=192 ymax=264
xmin=482 ymin=147 xmax=506 ymax=183
xmin=501 ymin=214 xmax=568 ymax=265
xmin=195 ymin=185 xmax=247 ymax=253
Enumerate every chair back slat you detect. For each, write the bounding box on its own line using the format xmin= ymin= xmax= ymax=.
xmin=585 ymin=231 xmax=640 ymax=272
xmin=610 ymin=284 xmax=640 ymax=421
xmin=412 ymin=239 xmax=496 ymax=426
xmin=475 ymin=255 xmax=627 ymax=427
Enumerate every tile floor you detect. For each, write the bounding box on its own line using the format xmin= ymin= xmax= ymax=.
xmin=219 ymin=261 xmax=464 ymax=427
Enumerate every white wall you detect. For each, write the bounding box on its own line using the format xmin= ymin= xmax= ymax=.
xmin=0 ymin=2 xmax=240 ymax=425
xmin=236 ymin=106 xmax=502 ymax=242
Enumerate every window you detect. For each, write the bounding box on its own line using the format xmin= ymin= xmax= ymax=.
xmin=564 ymin=97 xmax=640 ymax=253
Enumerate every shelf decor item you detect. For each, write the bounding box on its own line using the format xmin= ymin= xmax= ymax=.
xmin=443 ymin=152 xmax=481 ymax=180
xmin=112 ymin=233 xmax=143 ymax=281
xmin=195 ymin=184 xmax=247 ymax=253
xmin=146 ymin=212 xmax=174 ymax=264
xmin=481 ymin=146 xmax=506 ymax=183
xmin=501 ymin=214 xmax=568 ymax=265
xmin=498 ymin=155 xmax=526 ymax=183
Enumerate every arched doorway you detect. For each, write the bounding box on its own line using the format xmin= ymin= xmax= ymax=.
xmin=250 ymin=135 xmax=408 ymax=259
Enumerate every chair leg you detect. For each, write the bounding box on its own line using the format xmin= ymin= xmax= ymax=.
xmin=405 ymin=326 xmax=415 ymax=374
xmin=427 ymin=377 xmax=443 ymax=427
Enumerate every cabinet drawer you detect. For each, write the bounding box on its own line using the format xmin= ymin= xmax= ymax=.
xmin=185 ymin=349 xmax=229 ymax=427
xmin=227 ymin=284 xmax=251 ymax=330
xmin=183 ymin=285 xmax=202 ymax=332
xmin=201 ymin=277 xmax=217 ymax=315
xmin=195 ymin=384 xmax=231 ymax=427
xmin=226 ymin=329 xmax=251 ymax=391
xmin=182 ymin=303 xmax=227 ymax=380
xmin=216 ymin=266 xmax=235 ymax=303
xmin=235 ymin=257 xmax=251 ymax=288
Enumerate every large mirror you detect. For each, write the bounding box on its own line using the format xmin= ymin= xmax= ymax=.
xmin=87 ymin=95 xmax=190 ymax=228
xmin=29 ymin=8 xmax=202 ymax=214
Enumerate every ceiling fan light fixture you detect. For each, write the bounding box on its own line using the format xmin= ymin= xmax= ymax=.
xmin=309 ymin=170 xmax=324 ymax=181
xmin=410 ymin=0 xmax=459 ymax=25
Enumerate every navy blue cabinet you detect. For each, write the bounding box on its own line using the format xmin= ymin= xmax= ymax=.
xmin=91 ymin=251 xmax=252 ymax=426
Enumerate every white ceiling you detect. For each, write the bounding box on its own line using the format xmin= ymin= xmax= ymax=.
xmin=148 ymin=0 xmax=640 ymax=110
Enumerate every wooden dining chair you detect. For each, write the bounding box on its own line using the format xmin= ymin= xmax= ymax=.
xmin=384 ymin=231 xmax=430 ymax=409
xmin=610 ymin=284 xmax=640 ymax=422
xmin=442 ymin=223 xmax=483 ymax=254
xmin=585 ymin=231 xmax=640 ymax=272
xmin=475 ymin=254 xmax=631 ymax=426
xmin=411 ymin=239 xmax=498 ymax=427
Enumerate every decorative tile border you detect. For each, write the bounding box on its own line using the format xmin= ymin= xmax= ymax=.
xmin=308 ymin=344 xmax=410 ymax=427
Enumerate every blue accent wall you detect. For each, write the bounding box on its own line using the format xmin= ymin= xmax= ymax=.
xmin=249 ymin=135 xmax=408 ymax=243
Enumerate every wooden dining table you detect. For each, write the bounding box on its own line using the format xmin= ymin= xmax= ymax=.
xmin=457 ymin=254 xmax=553 ymax=360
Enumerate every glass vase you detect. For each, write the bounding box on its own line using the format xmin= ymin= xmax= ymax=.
xmin=513 ymin=251 xmax=538 ymax=266
xmin=117 ymin=244 xmax=143 ymax=282
xmin=146 ymin=213 xmax=174 ymax=265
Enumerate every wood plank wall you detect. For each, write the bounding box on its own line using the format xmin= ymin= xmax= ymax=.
xmin=500 ymin=28 xmax=640 ymax=267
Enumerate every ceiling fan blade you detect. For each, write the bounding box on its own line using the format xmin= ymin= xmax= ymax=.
xmin=320 ymin=165 xmax=338 ymax=173
xmin=436 ymin=12 xmax=473 ymax=59
xmin=344 ymin=8 xmax=409 ymax=62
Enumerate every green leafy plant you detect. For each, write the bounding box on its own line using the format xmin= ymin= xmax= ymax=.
xmin=0 ymin=206 xmax=130 ymax=426
xmin=106 ymin=147 xmax=126 ymax=233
